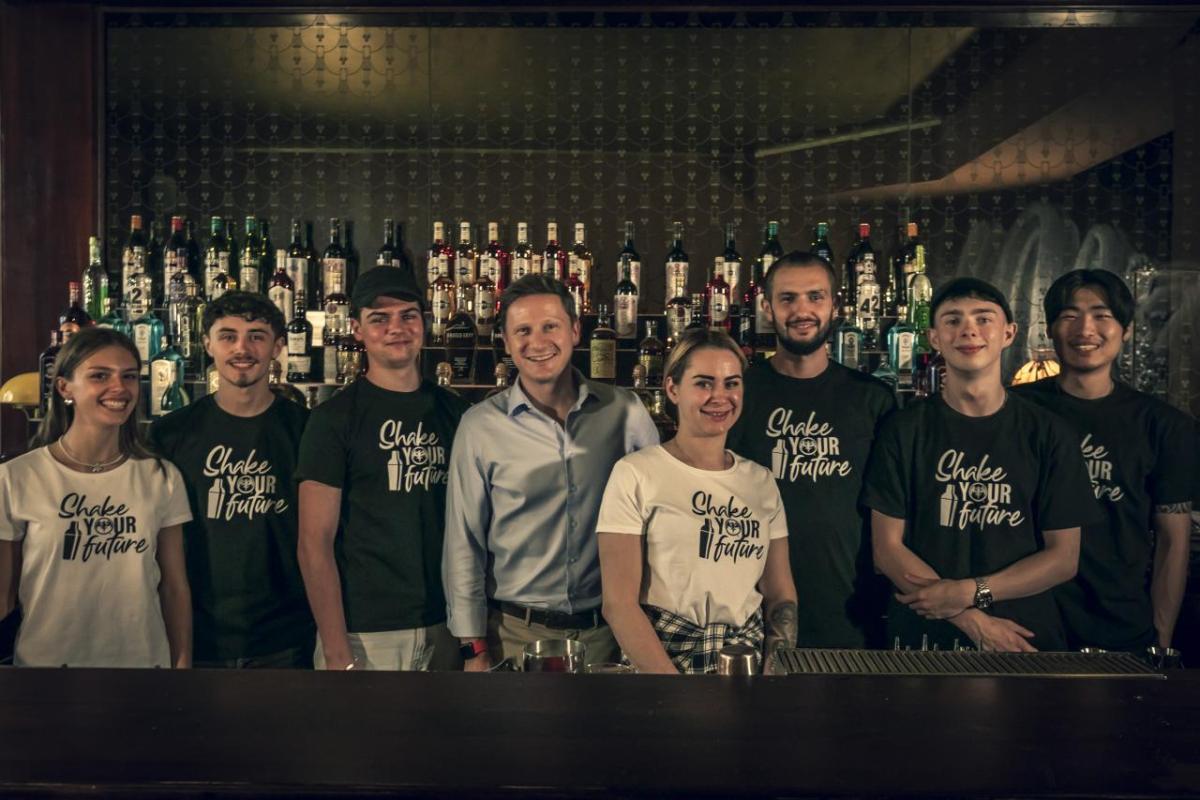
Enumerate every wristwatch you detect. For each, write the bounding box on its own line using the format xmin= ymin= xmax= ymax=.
xmin=459 ymin=639 xmax=488 ymax=660
xmin=973 ymin=577 xmax=994 ymax=610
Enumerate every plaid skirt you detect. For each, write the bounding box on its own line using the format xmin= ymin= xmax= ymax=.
xmin=643 ymin=605 xmax=765 ymax=675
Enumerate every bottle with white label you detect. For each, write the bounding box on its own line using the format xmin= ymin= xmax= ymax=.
xmin=618 ymin=221 xmax=642 ymax=293
xmin=614 ymin=254 xmax=639 ymax=339
xmin=511 ymin=222 xmax=533 ymax=282
xmin=759 ymin=220 xmax=783 ymax=275
xmin=322 ymin=218 xmax=348 ymax=301
xmin=149 ymin=334 xmax=184 ymax=416
xmin=287 ymin=290 xmax=314 ymax=382
xmin=480 ymin=221 xmax=507 ymax=293
xmin=720 ymin=223 xmax=742 ymax=303
xmin=570 ymin=223 xmax=592 ymax=310
xmin=427 ymin=221 xmax=450 ymax=304
xmin=131 ymin=308 xmax=163 ymax=376
xmin=542 ymin=222 xmax=565 ymax=281
xmin=455 ymin=221 xmax=477 ymax=287
xmin=705 ymin=257 xmax=731 ymax=332
xmin=474 ymin=271 xmax=497 ymax=339
xmin=664 ymin=221 xmax=689 ymax=308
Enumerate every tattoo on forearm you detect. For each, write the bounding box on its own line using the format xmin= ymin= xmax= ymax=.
xmin=1156 ymin=502 xmax=1193 ymax=514
xmin=764 ymin=602 xmax=799 ymax=667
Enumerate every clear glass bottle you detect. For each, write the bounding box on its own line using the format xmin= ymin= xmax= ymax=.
xmin=590 ymin=304 xmax=617 ymax=383
xmin=82 ymin=236 xmax=108 ymax=321
xmin=614 ymin=255 xmax=639 ymax=340
xmin=664 ymin=221 xmax=689 ymax=308
xmin=570 ymin=223 xmax=593 ymax=311
xmin=454 ymin=221 xmax=477 ymax=288
xmin=149 ymin=334 xmax=185 ymax=417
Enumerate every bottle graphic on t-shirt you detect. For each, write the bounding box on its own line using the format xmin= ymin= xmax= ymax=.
xmin=387 ymin=450 xmax=402 ymax=492
xmin=207 ymin=479 xmax=226 ymax=519
xmin=771 ymin=439 xmax=787 ymax=479
xmin=61 ymin=520 xmax=81 ymax=561
xmin=698 ymin=518 xmax=714 ymax=559
xmin=938 ymin=484 xmax=957 ymax=528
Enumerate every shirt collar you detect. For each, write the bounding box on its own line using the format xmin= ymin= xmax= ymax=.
xmin=505 ymin=368 xmax=597 ymax=418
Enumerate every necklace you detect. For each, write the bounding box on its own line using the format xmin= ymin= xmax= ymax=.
xmin=57 ymin=435 xmax=126 ymax=473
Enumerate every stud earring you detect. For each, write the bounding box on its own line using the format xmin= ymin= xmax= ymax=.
xmin=64 ymin=398 xmax=74 ymax=406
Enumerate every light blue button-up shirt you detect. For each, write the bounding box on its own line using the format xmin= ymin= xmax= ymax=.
xmin=443 ymin=371 xmax=659 ymax=638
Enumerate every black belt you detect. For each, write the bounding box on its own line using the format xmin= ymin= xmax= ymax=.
xmin=491 ymin=601 xmax=604 ymax=631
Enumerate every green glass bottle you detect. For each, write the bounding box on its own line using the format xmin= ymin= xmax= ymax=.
xmin=239 ymin=216 xmax=262 ymax=294
xmin=149 ymin=334 xmax=185 ymax=417
xmin=131 ymin=308 xmax=164 ymax=376
xmin=82 ymin=236 xmax=109 ymax=320
xmin=834 ymin=315 xmax=864 ymax=372
xmin=887 ymin=318 xmax=917 ymax=388
xmin=97 ymin=296 xmax=130 ymax=337
xmin=872 ymin=353 xmax=899 ymax=394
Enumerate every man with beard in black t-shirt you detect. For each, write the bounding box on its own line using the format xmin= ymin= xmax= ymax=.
xmin=728 ymin=251 xmax=894 ymax=647
xmin=152 ymin=292 xmax=314 ymax=668
xmin=862 ymin=278 xmax=1097 ymax=651
xmin=1013 ymin=269 xmax=1195 ymax=652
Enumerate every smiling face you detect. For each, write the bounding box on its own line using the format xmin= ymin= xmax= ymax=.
xmin=502 ymin=293 xmax=580 ymax=387
xmin=665 ymin=346 xmax=744 ymax=439
xmin=205 ymin=315 xmax=282 ymax=390
xmin=353 ymin=295 xmax=425 ymax=371
xmin=765 ymin=263 xmax=836 ymax=356
xmin=1049 ymin=285 xmax=1130 ymax=375
xmin=56 ymin=345 xmax=140 ymax=429
xmin=927 ymin=295 xmax=1016 ymax=378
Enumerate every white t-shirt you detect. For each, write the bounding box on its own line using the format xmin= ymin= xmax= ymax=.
xmin=0 ymin=448 xmax=193 ymax=667
xmin=596 ymin=445 xmax=788 ymax=628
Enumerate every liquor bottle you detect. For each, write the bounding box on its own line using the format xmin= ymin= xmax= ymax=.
xmin=239 ymin=216 xmax=262 ymax=294
xmin=872 ymin=353 xmax=899 ymax=394
xmin=894 ymin=222 xmax=923 ymax=321
xmin=204 ymin=217 xmax=230 ymax=299
xmin=811 ymin=221 xmax=834 ymax=265
xmin=321 ymin=323 xmax=340 ymax=385
xmin=650 ymin=390 xmax=677 ymax=440
xmin=259 ymin=219 xmax=275 ymax=281
xmin=38 ymin=331 xmax=63 ymax=415
xmin=480 ymin=221 xmax=509 ymax=295
xmin=511 ymin=222 xmax=534 ymax=282
xmin=120 ymin=214 xmax=149 ymax=308
xmin=907 ymin=233 xmax=933 ymax=334
xmin=184 ymin=219 xmax=200 ymax=275
xmin=492 ymin=325 xmax=514 ymax=377
xmin=705 ymin=258 xmax=732 ymax=332
xmin=162 ymin=216 xmax=189 ymax=306
xmin=542 ymin=222 xmax=567 ymax=281
xmin=833 ymin=315 xmax=864 ymax=371
xmin=665 ymin=280 xmax=690 ymax=349
xmin=146 ymin=218 xmax=164 ymax=304
xmin=323 ymin=270 xmax=350 ymax=345
xmin=376 ymin=218 xmax=398 ymax=269
xmin=82 ymin=236 xmax=108 ymax=321
xmin=685 ymin=294 xmax=706 ymax=331
xmin=473 ymin=269 xmax=497 ymax=339
xmin=570 ymin=223 xmax=593 ymax=311
xmin=303 ymin=221 xmax=320 ymax=307
xmin=736 ymin=303 xmax=756 ymax=363
xmin=97 ymin=297 xmax=130 ymax=337
xmin=454 ymin=221 xmax=477 ymax=288
xmin=745 ymin=250 xmax=769 ymax=346
xmin=564 ymin=266 xmax=587 ymax=318
xmin=913 ymin=349 xmax=945 ymax=398
xmin=619 ymin=221 xmax=642 ymax=293
xmin=59 ymin=281 xmax=93 ymax=339
xmin=759 ymin=220 xmax=783 ymax=275
xmin=209 ymin=270 xmax=237 ymax=301
xmin=887 ymin=316 xmax=917 ymax=389
xmin=175 ymin=281 xmax=204 ymax=371
xmin=720 ymin=223 xmax=742 ymax=304
xmin=590 ymin=304 xmax=617 ymax=383
xmin=149 ymin=334 xmax=185 ymax=417
xmin=637 ymin=319 xmax=665 ymax=385
xmin=444 ymin=285 xmax=478 ymax=383
xmin=430 ymin=268 xmax=455 ymax=345
xmin=223 ymin=218 xmax=238 ymax=271
xmin=285 ymin=219 xmax=314 ymax=311
xmin=343 ymin=220 xmax=360 ymax=291
xmin=664 ymin=221 xmax=689 ymax=308
xmin=286 ymin=290 xmax=314 ymax=383
xmin=631 ymin=363 xmax=653 ymax=410
xmin=485 ymin=362 xmax=510 ymax=398
xmin=268 ymin=261 xmax=295 ymax=324
xmin=614 ymin=254 xmax=639 ymax=339
xmin=160 ymin=374 xmax=189 ymax=415
xmin=322 ymin=218 xmax=348 ymax=299
xmin=857 ymin=259 xmax=882 ymax=349
xmin=336 ymin=333 xmax=365 ymax=385
xmin=435 ymin=362 xmax=455 ymax=390
xmin=268 ymin=359 xmax=307 ymax=406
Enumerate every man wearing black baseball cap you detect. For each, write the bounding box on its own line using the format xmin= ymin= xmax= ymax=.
xmin=862 ymin=277 xmax=1098 ymax=652
xmin=297 ymin=267 xmax=469 ymax=670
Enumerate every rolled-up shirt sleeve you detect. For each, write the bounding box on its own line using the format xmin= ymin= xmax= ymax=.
xmin=443 ymin=413 xmax=493 ymax=639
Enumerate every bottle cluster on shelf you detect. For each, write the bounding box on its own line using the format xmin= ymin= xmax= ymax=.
xmin=43 ymin=212 xmax=944 ymax=418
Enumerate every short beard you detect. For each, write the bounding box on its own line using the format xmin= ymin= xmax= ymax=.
xmin=775 ymin=316 xmax=833 ymax=356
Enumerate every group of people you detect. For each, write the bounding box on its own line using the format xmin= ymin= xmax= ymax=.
xmin=0 ymin=252 xmax=1193 ymax=673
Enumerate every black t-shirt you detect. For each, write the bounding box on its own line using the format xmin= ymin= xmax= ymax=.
xmin=728 ymin=360 xmax=896 ymax=647
xmin=294 ymin=378 xmax=469 ymax=633
xmin=1013 ymin=378 xmax=1197 ymax=650
xmin=150 ymin=394 xmax=314 ymax=661
xmin=861 ymin=392 xmax=1098 ymax=651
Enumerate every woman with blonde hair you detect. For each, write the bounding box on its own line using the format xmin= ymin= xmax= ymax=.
xmin=0 ymin=326 xmax=192 ymax=667
xmin=597 ymin=328 xmax=797 ymax=674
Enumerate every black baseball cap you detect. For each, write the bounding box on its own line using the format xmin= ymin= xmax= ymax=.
xmin=350 ymin=266 xmax=424 ymax=315
xmin=930 ymin=277 xmax=1013 ymax=323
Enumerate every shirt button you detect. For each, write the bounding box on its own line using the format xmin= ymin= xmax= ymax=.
xmin=569 ymin=519 xmax=577 ymax=529
xmin=568 ymin=485 xmax=577 ymax=494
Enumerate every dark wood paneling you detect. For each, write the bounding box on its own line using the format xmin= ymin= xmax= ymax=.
xmin=0 ymin=1 xmax=97 ymax=455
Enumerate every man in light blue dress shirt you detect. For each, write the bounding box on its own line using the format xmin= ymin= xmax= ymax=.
xmin=444 ymin=274 xmax=659 ymax=670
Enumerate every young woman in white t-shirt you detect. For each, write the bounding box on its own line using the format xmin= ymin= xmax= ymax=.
xmin=0 ymin=327 xmax=193 ymax=667
xmin=597 ymin=329 xmax=797 ymax=674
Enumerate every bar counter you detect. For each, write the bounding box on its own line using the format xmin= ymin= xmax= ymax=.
xmin=0 ymin=667 xmax=1198 ymax=798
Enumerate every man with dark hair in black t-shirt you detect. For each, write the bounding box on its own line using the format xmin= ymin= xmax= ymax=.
xmin=863 ymin=278 xmax=1097 ymax=651
xmin=728 ymin=251 xmax=894 ymax=647
xmin=1013 ymin=269 xmax=1196 ymax=652
xmin=296 ymin=268 xmax=468 ymax=671
xmin=151 ymin=291 xmax=315 ymax=668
